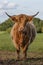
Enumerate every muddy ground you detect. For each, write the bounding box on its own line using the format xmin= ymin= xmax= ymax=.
xmin=0 ymin=51 xmax=43 ymax=65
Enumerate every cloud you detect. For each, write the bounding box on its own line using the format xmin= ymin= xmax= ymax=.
xmin=0 ymin=10 xmax=5 ymax=16
xmin=0 ymin=4 xmax=3 ymax=8
xmin=0 ymin=0 xmax=8 ymax=9
xmin=7 ymin=2 xmax=16 ymax=8
xmin=0 ymin=0 xmax=19 ymax=15
xmin=2 ymin=0 xmax=8 ymax=5
xmin=0 ymin=0 xmax=18 ymax=9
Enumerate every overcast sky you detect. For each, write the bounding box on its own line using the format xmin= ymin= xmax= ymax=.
xmin=0 ymin=0 xmax=43 ymax=23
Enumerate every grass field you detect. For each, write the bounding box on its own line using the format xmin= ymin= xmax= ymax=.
xmin=0 ymin=31 xmax=43 ymax=53
xmin=0 ymin=31 xmax=43 ymax=65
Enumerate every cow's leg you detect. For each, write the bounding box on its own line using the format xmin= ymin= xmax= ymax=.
xmin=13 ymin=43 xmax=20 ymax=60
xmin=23 ymin=46 xmax=28 ymax=59
xmin=12 ymin=38 xmax=20 ymax=60
xmin=22 ymin=40 xmax=31 ymax=60
xmin=21 ymin=43 xmax=29 ymax=60
xmin=23 ymin=50 xmax=27 ymax=59
xmin=16 ymin=47 xmax=20 ymax=60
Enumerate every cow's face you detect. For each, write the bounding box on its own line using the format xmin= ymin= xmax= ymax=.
xmin=18 ymin=16 xmax=28 ymax=33
xmin=10 ymin=16 xmax=28 ymax=33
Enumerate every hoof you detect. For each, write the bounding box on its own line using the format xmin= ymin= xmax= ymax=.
xmin=20 ymin=57 xmax=27 ymax=61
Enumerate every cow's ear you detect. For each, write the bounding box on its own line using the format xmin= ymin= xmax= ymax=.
xmin=27 ymin=11 xmax=39 ymax=21
xmin=5 ymin=12 xmax=18 ymax=22
xmin=10 ymin=16 xmax=18 ymax=22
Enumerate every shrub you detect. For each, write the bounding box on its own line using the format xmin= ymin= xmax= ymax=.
xmin=6 ymin=27 xmax=12 ymax=33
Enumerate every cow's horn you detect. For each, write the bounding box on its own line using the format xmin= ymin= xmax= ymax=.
xmin=5 ymin=12 xmax=11 ymax=17
xmin=32 ymin=11 xmax=39 ymax=17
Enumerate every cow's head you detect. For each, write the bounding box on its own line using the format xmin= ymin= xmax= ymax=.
xmin=5 ymin=12 xmax=39 ymax=33
xmin=5 ymin=11 xmax=39 ymax=22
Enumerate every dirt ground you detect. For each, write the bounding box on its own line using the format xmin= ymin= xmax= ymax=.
xmin=0 ymin=51 xmax=43 ymax=65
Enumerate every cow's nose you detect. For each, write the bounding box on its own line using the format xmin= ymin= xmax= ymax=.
xmin=19 ymin=27 xmax=27 ymax=35
xmin=19 ymin=27 xmax=24 ymax=33
xmin=21 ymin=27 xmax=24 ymax=31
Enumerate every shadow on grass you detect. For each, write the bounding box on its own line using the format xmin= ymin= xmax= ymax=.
xmin=0 ymin=58 xmax=43 ymax=65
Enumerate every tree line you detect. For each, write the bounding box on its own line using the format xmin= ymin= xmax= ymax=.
xmin=0 ymin=18 xmax=43 ymax=33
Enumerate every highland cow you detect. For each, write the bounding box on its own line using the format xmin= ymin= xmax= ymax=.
xmin=5 ymin=12 xmax=39 ymax=60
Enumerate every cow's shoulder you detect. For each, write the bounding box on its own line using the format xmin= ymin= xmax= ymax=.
xmin=11 ymin=23 xmax=19 ymax=35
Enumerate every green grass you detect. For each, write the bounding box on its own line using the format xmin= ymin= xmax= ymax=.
xmin=0 ymin=31 xmax=15 ymax=51
xmin=28 ymin=33 xmax=43 ymax=53
xmin=0 ymin=31 xmax=43 ymax=53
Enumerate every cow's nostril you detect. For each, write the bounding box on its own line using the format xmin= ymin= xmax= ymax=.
xmin=19 ymin=29 xmax=23 ymax=33
xmin=19 ymin=28 xmax=27 ymax=35
xmin=22 ymin=31 xmax=27 ymax=35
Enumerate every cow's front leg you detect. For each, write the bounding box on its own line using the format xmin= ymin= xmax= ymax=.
xmin=23 ymin=50 xmax=27 ymax=60
xmin=12 ymin=38 xmax=20 ymax=60
xmin=21 ymin=44 xmax=28 ymax=60
xmin=16 ymin=49 xmax=20 ymax=60
xmin=22 ymin=40 xmax=30 ymax=60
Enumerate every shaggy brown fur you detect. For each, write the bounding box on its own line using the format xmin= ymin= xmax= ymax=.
xmin=5 ymin=12 xmax=39 ymax=60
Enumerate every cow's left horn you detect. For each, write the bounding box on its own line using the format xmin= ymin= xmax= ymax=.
xmin=32 ymin=11 xmax=39 ymax=17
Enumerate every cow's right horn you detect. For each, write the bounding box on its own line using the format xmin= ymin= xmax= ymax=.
xmin=5 ymin=12 xmax=11 ymax=17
